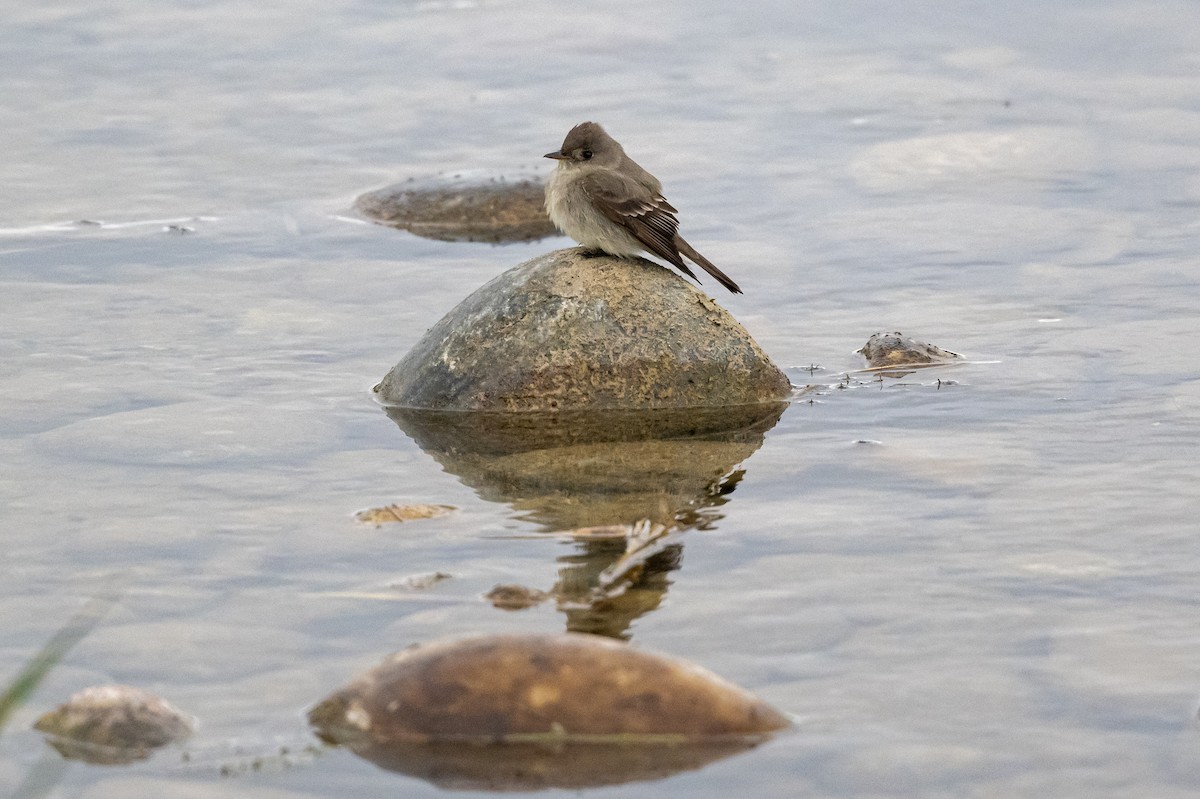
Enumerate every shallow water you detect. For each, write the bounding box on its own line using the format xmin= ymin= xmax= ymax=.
xmin=3 ymin=0 xmax=1200 ymax=796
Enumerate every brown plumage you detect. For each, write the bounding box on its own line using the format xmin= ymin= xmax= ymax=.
xmin=544 ymin=122 xmax=742 ymax=294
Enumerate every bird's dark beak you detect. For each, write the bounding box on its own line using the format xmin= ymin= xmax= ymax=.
xmin=544 ymin=150 xmax=568 ymax=160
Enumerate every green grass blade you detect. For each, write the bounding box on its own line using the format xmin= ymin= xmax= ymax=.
xmin=0 ymin=589 xmax=121 ymax=733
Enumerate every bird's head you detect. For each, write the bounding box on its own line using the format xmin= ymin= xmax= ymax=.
xmin=544 ymin=121 xmax=623 ymax=168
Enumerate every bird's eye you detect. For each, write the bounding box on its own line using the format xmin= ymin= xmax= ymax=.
xmin=580 ymin=149 xmax=593 ymax=160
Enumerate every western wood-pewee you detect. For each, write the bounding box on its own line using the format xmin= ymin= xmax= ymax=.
xmin=544 ymin=121 xmax=742 ymax=294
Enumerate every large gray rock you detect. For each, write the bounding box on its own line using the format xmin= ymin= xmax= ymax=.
xmin=375 ymin=248 xmax=791 ymax=411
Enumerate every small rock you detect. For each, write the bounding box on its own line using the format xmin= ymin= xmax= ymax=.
xmin=390 ymin=571 xmax=454 ymax=591
xmin=34 ymin=685 xmax=193 ymax=765
xmin=858 ymin=332 xmax=962 ymax=369
xmin=484 ymin=584 xmax=550 ymax=610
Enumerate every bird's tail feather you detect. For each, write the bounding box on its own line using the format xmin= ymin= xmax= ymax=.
xmin=674 ymin=236 xmax=742 ymax=294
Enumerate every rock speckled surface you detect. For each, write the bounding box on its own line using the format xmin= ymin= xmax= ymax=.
xmin=376 ymin=248 xmax=790 ymax=411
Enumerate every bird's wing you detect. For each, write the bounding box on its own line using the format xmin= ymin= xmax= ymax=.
xmin=578 ymin=171 xmax=694 ymax=275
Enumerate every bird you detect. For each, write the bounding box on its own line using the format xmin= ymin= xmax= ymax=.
xmin=543 ymin=122 xmax=742 ymax=294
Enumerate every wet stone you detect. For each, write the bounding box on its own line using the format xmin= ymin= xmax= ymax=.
xmin=858 ymin=331 xmax=962 ymax=369
xmin=33 ymin=685 xmax=193 ymax=765
xmin=308 ymin=633 xmax=790 ymax=790
xmin=375 ymin=248 xmax=793 ymax=411
xmin=355 ymin=170 xmax=558 ymax=244
xmin=390 ymin=571 xmax=454 ymax=591
xmin=309 ymin=633 xmax=788 ymax=742
xmin=484 ymin=584 xmax=550 ymax=610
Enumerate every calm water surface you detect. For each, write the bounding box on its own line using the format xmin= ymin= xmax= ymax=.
xmin=3 ymin=0 xmax=1200 ymax=796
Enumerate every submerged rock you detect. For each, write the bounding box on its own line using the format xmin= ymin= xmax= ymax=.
xmin=355 ymin=170 xmax=557 ymax=244
xmin=309 ymin=632 xmax=789 ymax=790
xmin=352 ymin=503 xmax=455 ymax=526
xmin=858 ymin=331 xmax=962 ymax=369
xmin=375 ymin=248 xmax=791 ymax=411
xmin=485 ymin=583 xmax=551 ymax=610
xmin=33 ymin=685 xmax=193 ymax=765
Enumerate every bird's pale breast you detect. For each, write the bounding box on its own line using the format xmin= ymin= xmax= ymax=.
xmin=545 ymin=167 xmax=643 ymax=257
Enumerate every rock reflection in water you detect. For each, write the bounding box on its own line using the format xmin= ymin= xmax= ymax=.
xmin=386 ymin=404 xmax=784 ymax=636
xmin=384 ymin=403 xmax=785 ymax=529
xmin=333 ymin=737 xmax=772 ymax=791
